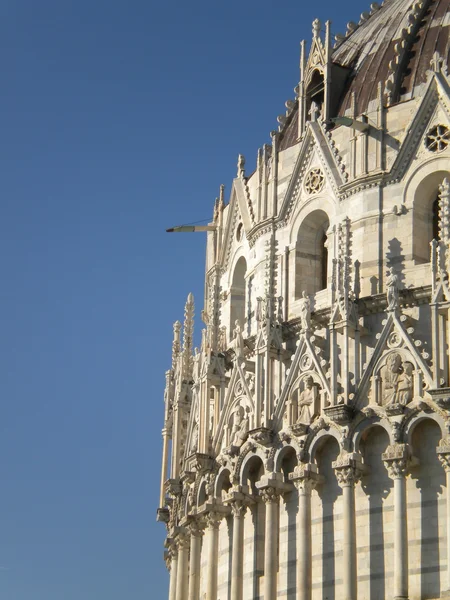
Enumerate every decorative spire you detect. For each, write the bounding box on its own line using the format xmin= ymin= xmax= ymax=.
xmin=172 ymin=321 xmax=181 ymax=371
xmin=237 ymin=154 xmax=245 ymax=179
xmin=312 ymin=18 xmax=321 ymax=38
xmin=182 ymin=293 xmax=195 ymax=380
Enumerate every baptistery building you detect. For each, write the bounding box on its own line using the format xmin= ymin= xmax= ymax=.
xmin=157 ymin=1 xmax=450 ymax=598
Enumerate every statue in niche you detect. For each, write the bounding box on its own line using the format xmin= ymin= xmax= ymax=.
xmin=296 ymin=376 xmax=318 ymax=424
xmin=233 ymin=320 xmax=244 ymax=358
xmin=299 ymin=291 xmax=311 ymax=331
xmin=382 ymin=352 xmax=414 ymax=406
xmin=386 ymin=267 xmax=399 ymax=311
xmin=230 ymin=405 xmax=249 ymax=448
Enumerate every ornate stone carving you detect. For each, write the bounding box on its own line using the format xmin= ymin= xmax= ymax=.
xmin=296 ymin=376 xmax=318 ymax=425
xmin=333 ymin=453 xmax=365 ymax=487
xmin=299 ymin=291 xmax=311 ymax=332
xmin=425 ymin=124 xmax=450 ymax=153
xmin=232 ymin=320 xmax=244 ymax=359
xmin=259 ymin=486 xmax=282 ymax=504
xmin=230 ymin=405 xmax=250 ymax=448
xmin=386 ymin=267 xmax=399 ymax=311
xmin=289 ymin=463 xmax=322 ymax=492
xmin=205 ymin=511 xmax=223 ymax=530
xmin=304 ymin=168 xmax=325 ymax=195
xmin=382 ymin=443 xmax=411 ymax=479
xmin=381 ymin=352 xmax=414 ymax=406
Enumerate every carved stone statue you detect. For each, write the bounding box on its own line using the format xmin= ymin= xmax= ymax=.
xmin=382 ymin=352 xmax=413 ymax=406
xmin=233 ymin=319 xmax=244 ymax=358
xmin=190 ymin=422 xmax=199 ymax=453
xmin=386 ymin=267 xmax=399 ymax=311
xmin=218 ymin=326 xmax=227 ymax=353
xmin=299 ymin=291 xmax=311 ymax=331
xmin=296 ymin=376 xmax=317 ymax=424
xmin=230 ymin=405 xmax=249 ymax=448
xmin=193 ymin=347 xmax=201 ymax=381
xmin=397 ymin=362 xmax=413 ymax=405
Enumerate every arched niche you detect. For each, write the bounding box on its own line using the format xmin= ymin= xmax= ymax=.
xmin=306 ymin=69 xmax=325 ymax=120
xmin=277 ymin=446 xmax=298 ymax=483
xmin=197 ymin=479 xmax=208 ymax=507
xmin=404 ymin=161 xmax=450 ymax=264
xmin=230 ymin=256 xmax=247 ymax=333
xmin=214 ymin=467 xmax=232 ymax=501
xmin=240 ymin=453 xmax=265 ymax=495
xmin=295 ymin=209 xmax=330 ymax=298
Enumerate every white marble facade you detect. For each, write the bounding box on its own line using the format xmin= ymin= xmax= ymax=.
xmin=158 ymin=1 xmax=450 ymax=598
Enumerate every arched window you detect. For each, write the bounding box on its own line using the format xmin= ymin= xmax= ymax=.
xmin=306 ymin=70 xmax=325 ymax=120
xmin=230 ymin=257 xmax=247 ymax=331
xmin=412 ymin=171 xmax=450 ymax=263
xmin=295 ymin=210 xmax=330 ymax=298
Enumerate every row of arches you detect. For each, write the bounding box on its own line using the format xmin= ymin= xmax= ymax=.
xmin=193 ymin=416 xmax=447 ymax=599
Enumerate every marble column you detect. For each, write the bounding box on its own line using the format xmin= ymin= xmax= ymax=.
xmin=205 ymin=512 xmax=223 ymax=600
xmin=168 ymin=545 xmax=179 ymax=600
xmin=175 ymin=532 xmax=190 ymax=600
xmin=259 ymin=486 xmax=282 ymax=600
xmin=438 ymin=441 xmax=450 ymax=594
xmin=383 ymin=444 xmax=411 ymax=600
xmin=230 ymin=500 xmax=247 ymax=600
xmin=188 ymin=520 xmax=204 ymax=600
xmin=289 ymin=464 xmax=321 ymax=600
xmin=333 ymin=453 xmax=365 ymax=600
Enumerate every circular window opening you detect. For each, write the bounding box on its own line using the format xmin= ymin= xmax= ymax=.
xmin=304 ymin=168 xmax=325 ymax=195
xmin=236 ymin=222 xmax=243 ymax=241
xmin=425 ymin=125 xmax=450 ymax=153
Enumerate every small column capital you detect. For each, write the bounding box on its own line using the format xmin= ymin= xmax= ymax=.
xmin=175 ymin=529 xmax=190 ymax=551
xmin=289 ymin=462 xmax=323 ymax=492
xmin=333 ymin=452 xmax=366 ymax=487
xmin=187 ymin=517 xmax=205 ymax=538
xmin=437 ymin=438 xmax=450 ymax=471
xmin=382 ymin=443 xmax=415 ymax=479
xmin=223 ymin=488 xmax=253 ymax=517
xmin=256 ymin=472 xmax=293 ymax=503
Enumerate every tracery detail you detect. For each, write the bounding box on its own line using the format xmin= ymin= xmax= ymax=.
xmin=304 ymin=167 xmax=325 ymax=195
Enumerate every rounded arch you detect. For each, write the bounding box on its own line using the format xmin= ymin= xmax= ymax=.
xmin=309 ymin=427 xmax=342 ymax=463
xmin=294 ymin=208 xmax=331 ymax=298
xmin=229 ymin=255 xmax=248 ymax=333
xmin=214 ymin=467 xmax=232 ymax=500
xmin=353 ymin=418 xmax=394 ymax=454
xmin=404 ymin=412 xmax=446 ymax=447
xmin=403 ymin=158 xmax=450 ymax=264
xmin=306 ymin=69 xmax=325 ymax=119
xmin=289 ymin=197 xmax=336 ymax=246
xmin=197 ymin=478 xmax=208 ymax=507
xmin=274 ymin=444 xmax=298 ymax=474
xmin=277 ymin=445 xmax=298 ymax=482
xmin=239 ymin=450 xmax=266 ymax=492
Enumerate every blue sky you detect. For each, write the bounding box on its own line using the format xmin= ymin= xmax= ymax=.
xmin=1 ymin=1 xmax=366 ymax=597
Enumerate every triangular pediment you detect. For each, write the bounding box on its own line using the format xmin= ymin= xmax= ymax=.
xmin=279 ymin=121 xmax=347 ymax=224
xmin=220 ymin=178 xmax=254 ymax=271
xmin=212 ymin=359 xmax=255 ymax=453
xmin=274 ymin=332 xmax=330 ymax=427
xmin=388 ymin=72 xmax=450 ymax=180
xmin=355 ymin=311 xmax=433 ymax=409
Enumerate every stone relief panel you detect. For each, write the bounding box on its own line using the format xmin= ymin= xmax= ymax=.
xmin=370 ymin=350 xmax=417 ymax=408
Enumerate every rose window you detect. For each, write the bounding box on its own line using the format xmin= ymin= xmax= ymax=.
xmin=425 ymin=125 xmax=450 ymax=153
xmin=304 ymin=168 xmax=325 ymax=195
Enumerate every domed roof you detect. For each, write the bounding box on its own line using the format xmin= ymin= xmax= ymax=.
xmin=278 ymin=0 xmax=450 ymax=152
xmin=333 ymin=0 xmax=450 ymax=115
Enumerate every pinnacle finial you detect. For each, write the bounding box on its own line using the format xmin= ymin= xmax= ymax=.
xmin=312 ymin=18 xmax=321 ymax=38
xmin=237 ymin=154 xmax=245 ymax=178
